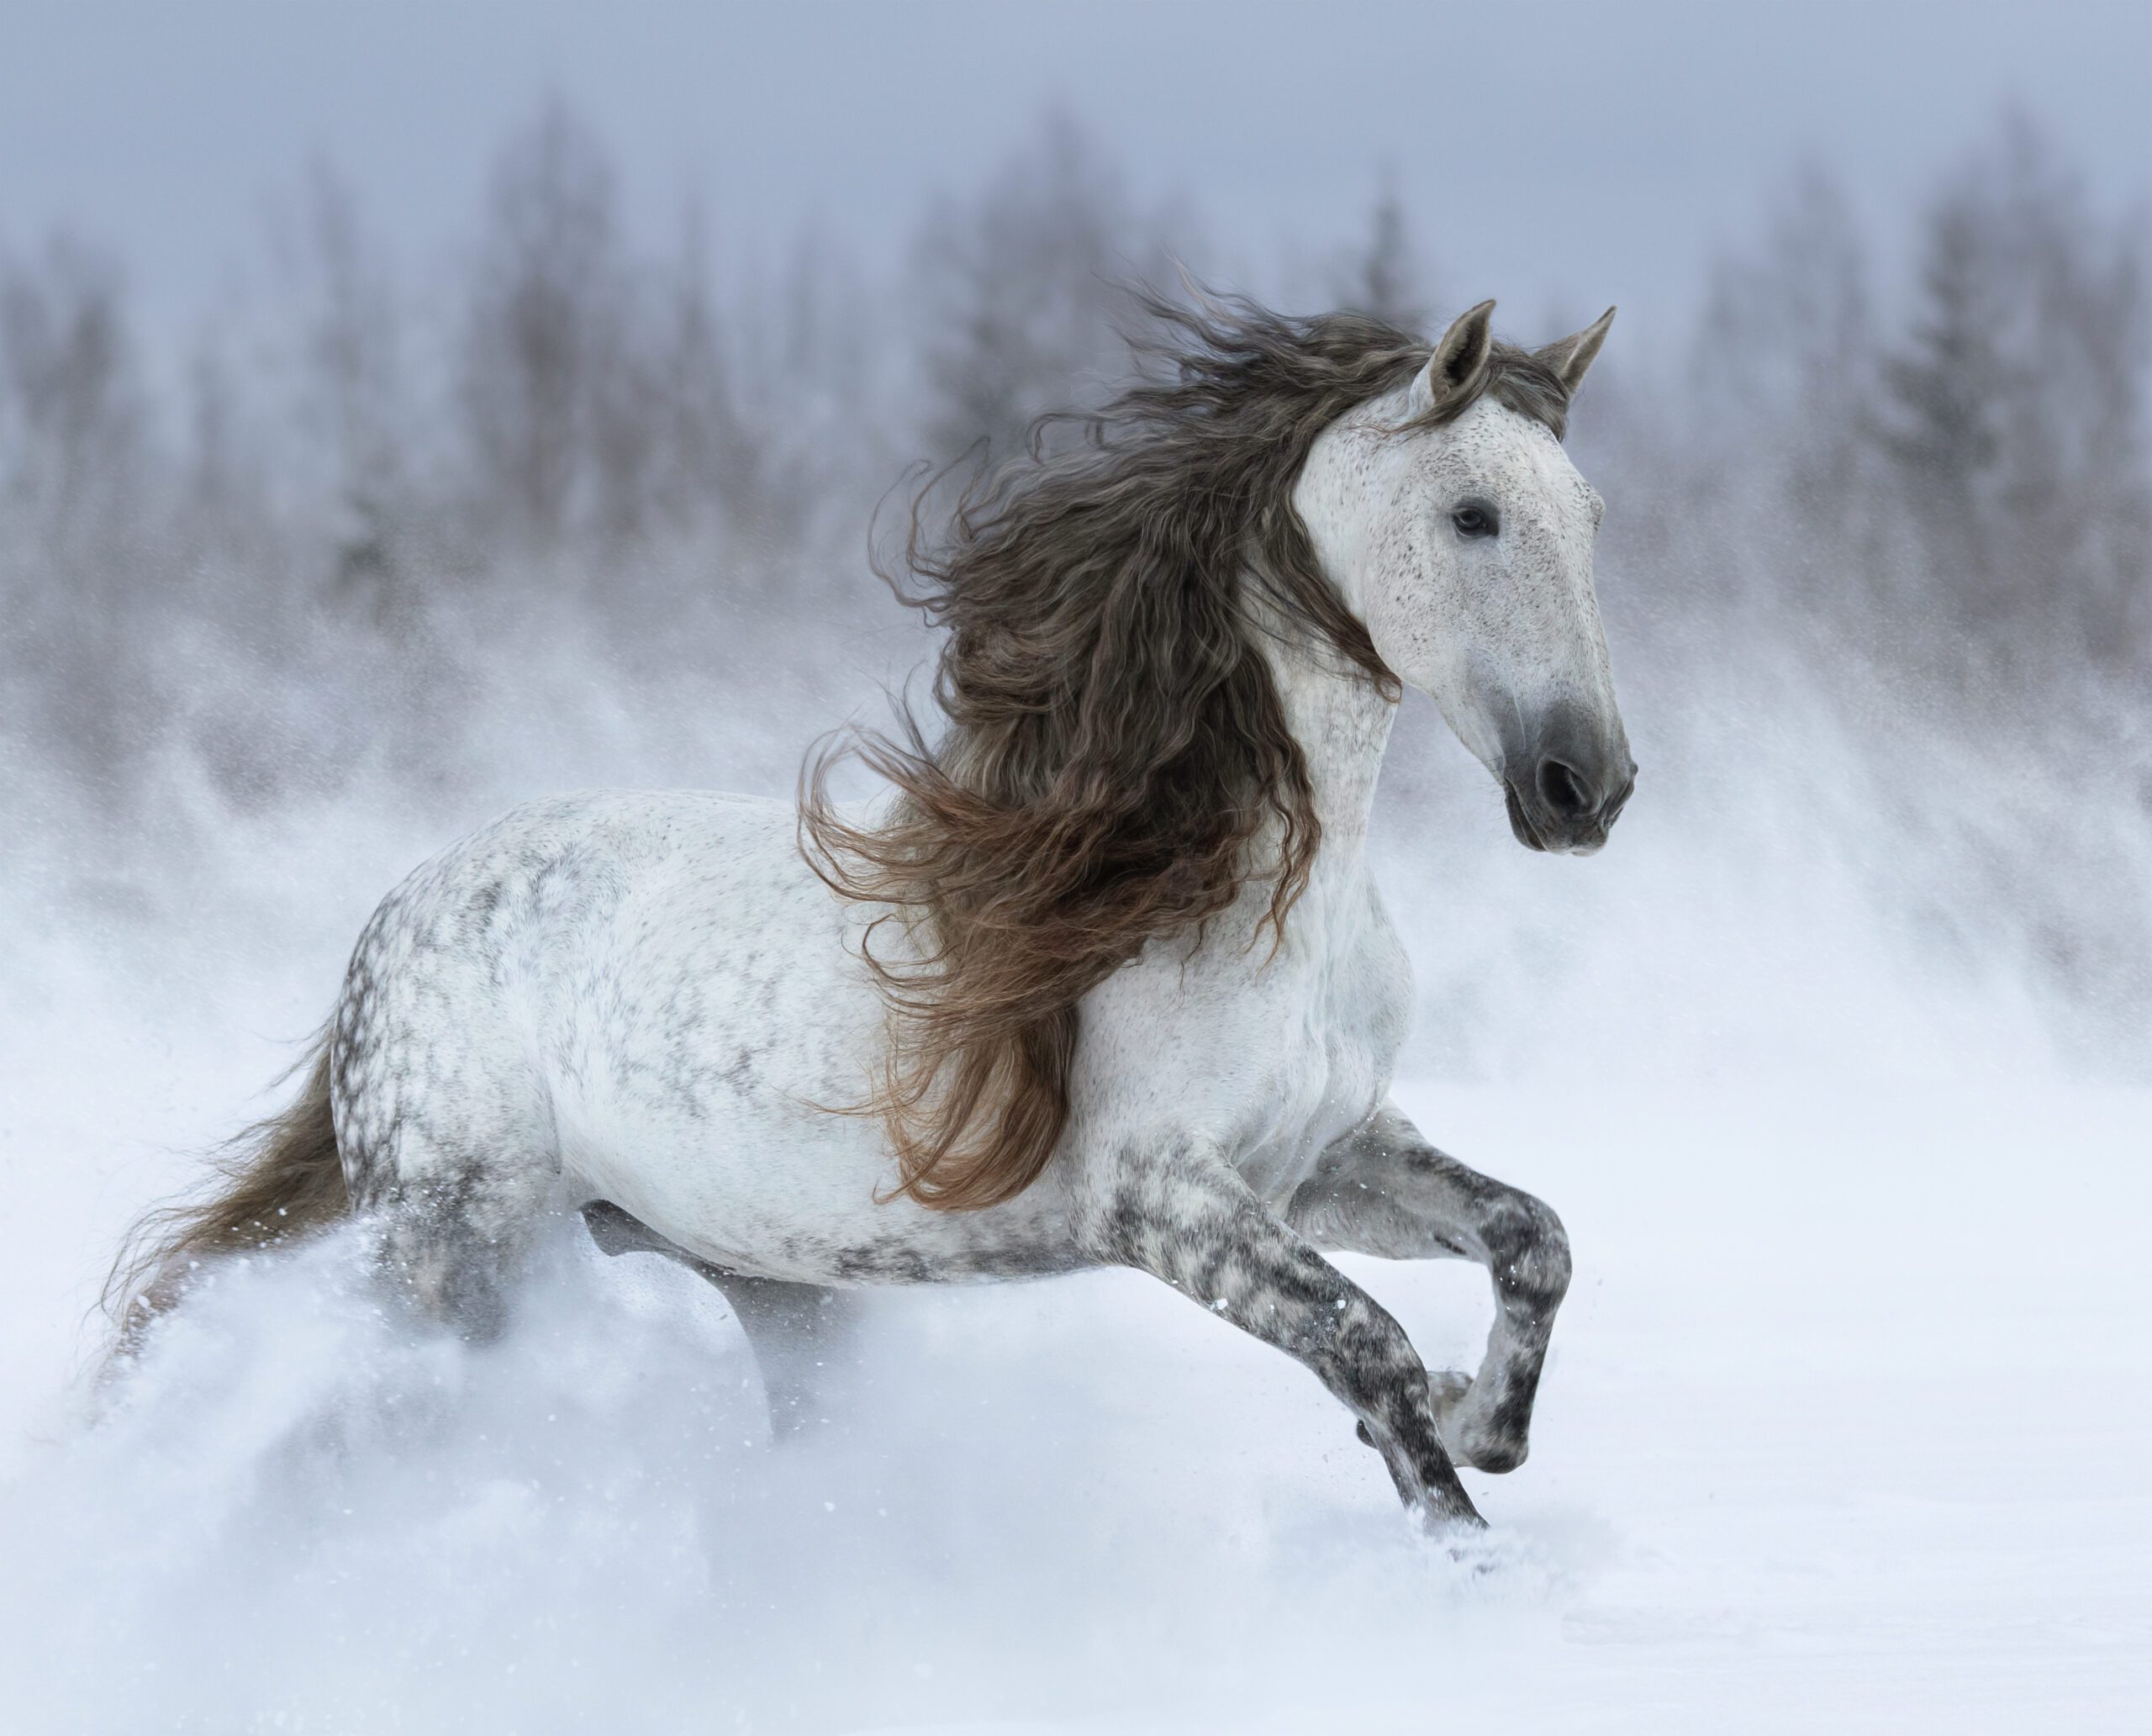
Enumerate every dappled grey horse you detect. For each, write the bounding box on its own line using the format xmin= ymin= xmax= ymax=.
xmin=124 ymin=294 xmax=1631 ymax=1530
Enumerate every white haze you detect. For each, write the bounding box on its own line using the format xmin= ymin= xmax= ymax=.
xmin=2 ymin=51 xmax=2149 ymax=1736
xmin=3 ymin=657 xmax=2145 ymax=1730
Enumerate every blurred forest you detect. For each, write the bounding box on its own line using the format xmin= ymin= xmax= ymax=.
xmin=2 ymin=102 xmax=2146 ymax=1074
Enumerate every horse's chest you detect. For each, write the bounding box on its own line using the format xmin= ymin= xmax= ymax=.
xmin=1094 ymin=873 xmax=1412 ymax=1199
xmin=1247 ymin=888 xmax=1412 ymax=1178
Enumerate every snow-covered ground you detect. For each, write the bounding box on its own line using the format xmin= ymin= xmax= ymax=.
xmin=1 ymin=751 xmax=2145 ymax=1733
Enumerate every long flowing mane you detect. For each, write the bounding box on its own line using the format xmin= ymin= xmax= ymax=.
xmin=801 ymin=290 xmax=1570 ymax=1210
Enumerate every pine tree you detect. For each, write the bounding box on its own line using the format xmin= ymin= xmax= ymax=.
xmin=1879 ymin=196 xmax=2001 ymax=502
xmin=1346 ymin=182 xmax=1424 ymax=328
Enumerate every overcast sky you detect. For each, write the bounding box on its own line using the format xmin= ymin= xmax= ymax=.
xmin=3 ymin=0 xmax=2148 ymax=362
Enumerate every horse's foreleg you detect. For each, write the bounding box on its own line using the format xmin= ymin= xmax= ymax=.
xmin=1087 ymin=1141 xmax=1482 ymax=1528
xmin=704 ymin=1272 xmax=862 ymax=1437
xmin=1286 ymin=1102 xmax=1570 ymax=1474
xmin=582 ymin=1201 xmax=860 ymax=1437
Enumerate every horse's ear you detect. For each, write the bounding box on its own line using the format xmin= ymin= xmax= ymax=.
xmin=1411 ymin=299 xmax=1496 ymax=416
xmin=1536 ymin=306 xmax=1617 ymax=396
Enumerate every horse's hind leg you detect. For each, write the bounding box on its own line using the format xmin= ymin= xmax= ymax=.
xmin=345 ymin=1121 xmax=562 ymax=1342
xmin=363 ymin=1189 xmax=545 ymax=1340
xmin=334 ymin=944 xmax=566 ymax=1341
xmin=582 ymin=1202 xmax=861 ymax=1437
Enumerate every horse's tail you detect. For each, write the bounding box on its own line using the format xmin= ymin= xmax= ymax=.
xmin=103 ymin=1031 xmax=349 ymax=1352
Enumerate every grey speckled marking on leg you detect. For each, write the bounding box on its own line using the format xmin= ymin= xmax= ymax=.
xmin=1084 ymin=1140 xmax=1483 ymax=1529
xmin=355 ymin=1131 xmax=562 ymax=1343
xmin=1289 ymin=1100 xmax=1571 ymax=1473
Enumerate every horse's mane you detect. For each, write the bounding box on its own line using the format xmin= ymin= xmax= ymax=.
xmin=800 ymin=288 xmax=1571 ymax=1210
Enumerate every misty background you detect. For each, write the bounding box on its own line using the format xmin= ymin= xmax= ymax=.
xmin=2 ymin=5 xmax=2149 ymax=1730
xmin=4 ymin=2 xmax=2147 ymax=1089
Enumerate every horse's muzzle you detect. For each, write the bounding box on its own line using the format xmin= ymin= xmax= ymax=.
xmin=1502 ymin=746 xmax=1636 ymax=856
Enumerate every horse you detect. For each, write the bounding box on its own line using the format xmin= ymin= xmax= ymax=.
xmin=114 ymin=293 xmax=1632 ymax=1531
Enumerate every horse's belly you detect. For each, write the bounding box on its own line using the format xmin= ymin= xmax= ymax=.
xmin=532 ymin=825 xmax=1083 ymax=1284
xmin=570 ymin=1094 xmax=1084 ymax=1286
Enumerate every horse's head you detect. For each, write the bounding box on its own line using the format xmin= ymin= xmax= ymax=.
xmin=1300 ymin=301 xmax=1634 ymax=855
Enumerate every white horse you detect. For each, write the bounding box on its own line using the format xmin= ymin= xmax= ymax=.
xmin=120 ymin=295 xmax=1631 ymax=1531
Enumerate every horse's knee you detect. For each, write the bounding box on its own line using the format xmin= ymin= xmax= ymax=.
xmin=1481 ymin=1192 xmax=1571 ymax=1312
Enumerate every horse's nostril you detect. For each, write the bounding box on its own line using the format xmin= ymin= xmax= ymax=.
xmin=1536 ymin=757 xmax=1595 ymax=820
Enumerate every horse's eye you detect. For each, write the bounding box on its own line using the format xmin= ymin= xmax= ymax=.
xmin=1451 ymin=501 xmax=1499 ymax=539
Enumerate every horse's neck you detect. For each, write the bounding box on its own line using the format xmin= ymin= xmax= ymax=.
xmin=1263 ymin=635 xmax=1397 ymax=872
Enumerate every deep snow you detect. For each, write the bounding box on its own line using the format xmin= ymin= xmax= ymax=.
xmin=1 ymin=899 xmax=2144 ymax=1731
xmin=3 ymin=658 xmax=2148 ymax=1733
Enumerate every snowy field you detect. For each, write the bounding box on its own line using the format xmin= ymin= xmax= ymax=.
xmin=1 ymin=765 xmax=2144 ymax=1734
xmin=5 ymin=10 xmax=2149 ymax=1727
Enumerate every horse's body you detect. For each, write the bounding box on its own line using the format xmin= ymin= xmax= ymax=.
xmin=336 ymin=788 xmax=1091 ymax=1289
xmin=339 ymin=625 xmax=1412 ymax=1290
xmin=127 ymin=297 xmax=1632 ymax=1529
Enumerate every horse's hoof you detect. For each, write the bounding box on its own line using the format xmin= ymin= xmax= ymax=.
xmin=1448 ymin=1401 xmax=1530 ymax=1473
xmin=1416 ymin=1490 xmax=1487 ymax=1534
xmin=1460 ymin=1437 xmax=1528 ymax=1475
xmin=1427 ymin=1368 xmax=1472 ymax=1418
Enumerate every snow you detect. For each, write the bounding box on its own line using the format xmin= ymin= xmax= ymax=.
xmin=0 ymin=699 xmax=2145 ymax=1731
xmin=2 ymin=901 xmax=2144 ymax=1733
